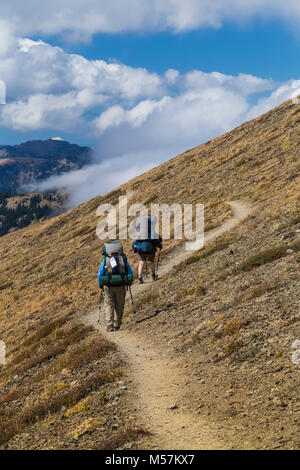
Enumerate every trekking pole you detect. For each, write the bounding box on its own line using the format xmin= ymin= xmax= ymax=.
xmin=128 ymin=285 xmax=138 ymax=323
xmin=145 ymin=259 xmax=149 ymax=277
xmin=98 ymin=288 xmax=103 ymax=324
xmin=156 ymin=248 xmax=161 ymax=275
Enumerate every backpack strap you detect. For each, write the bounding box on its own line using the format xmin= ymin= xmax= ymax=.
xmin=104 ymin=255 xmax=113 ymax=284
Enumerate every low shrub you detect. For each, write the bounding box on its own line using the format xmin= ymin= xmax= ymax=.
xmin=233 ymin=245 xmax=287 ymax=273
xmin=174 ymin=235 xmax=237 ymax=273
xmin=223 ymin=341 xmax=243 ymax=356
xmin=11 ymin=325 xmax=93 ymax=376
xmin=0 ymin=371 xmax=121 ymax=445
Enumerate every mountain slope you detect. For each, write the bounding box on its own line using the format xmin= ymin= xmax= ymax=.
xmin=0 ymin=97 xmax=299 ymax=450
xmin=0 ymin=191 xmax=63 ymax=237
xmin=82 ymin=201 xmax=253 ymax=450
xmin=0 ymin=139 xmax=92 ymax=192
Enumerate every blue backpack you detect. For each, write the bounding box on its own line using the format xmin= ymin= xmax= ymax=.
xmin=132 ymin=216 xmax=161 ymax=255
xmin=135 ymin=240 xmax=155 ymax=254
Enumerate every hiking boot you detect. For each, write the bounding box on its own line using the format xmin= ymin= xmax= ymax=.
xmin=114 ymin=325 xmax=120 ymax=331
xmin=138 ymin=277 xmax=144 ymax=284
xmin=152 ymin=272 xmax=158 ymax=281
xmin=107 ymin=325 xmax=114 ymax=332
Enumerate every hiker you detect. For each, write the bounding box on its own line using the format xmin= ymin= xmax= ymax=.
xmin=98 ymin=241 xmax=133 ymax=332
xmin=131 ymin=216 xmax=162 ymax=284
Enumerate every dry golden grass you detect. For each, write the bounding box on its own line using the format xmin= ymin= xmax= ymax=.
xmin=20 ymin=314 xmax=72 ymax=349
xmin=178 ymin=283 xmax=207 ymax=304
xmin=134 ymin=286 xmax=162 ymax=311
xmin=64 ymin=396 xmax=90 ymax=418
xmin=94 ymin=427 xmax=151 ymax=450
xmin=234 ymin=245 xmax=287 ymax=273
xmin=223 ymin=317 xmax=247 ymax=337
xmin=51 ymin=337 xmax=116 ymax=373
xmin=0 ymin=97 xmax=299 ymax=448
xmin=2 ymin=324 xmax=93 ymax=379
xmin=222 ymin=341 xmax=243 ymax=357
xmin=0 ymin=370 xmax=121 ymax=445
xmin=174 ymin=233 xmax=238 ymax=273
xmin=0 ymin=389 xmax=24 ymax=404
xmin=234 ymin=277 xmax=286 ymax=304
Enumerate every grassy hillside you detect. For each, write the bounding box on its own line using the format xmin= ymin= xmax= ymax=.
xmin=0 ymin=97 xmax=299 ymax=449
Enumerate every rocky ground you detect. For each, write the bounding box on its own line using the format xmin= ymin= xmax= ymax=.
xmin=123 ymin=212 xmax=300 ymax=449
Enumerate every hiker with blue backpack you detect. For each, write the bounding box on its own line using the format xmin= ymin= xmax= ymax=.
xmin=98 ymin=241 xmax=133 ymax=332
xmin=131 ymin=216 xmax=162 ymax=284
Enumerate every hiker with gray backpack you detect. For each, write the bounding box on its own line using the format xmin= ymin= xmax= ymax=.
xmin=131 ymin=216 xmax=162 ymax=284
xmin=98 ymin=241 xmax=133 ymax=332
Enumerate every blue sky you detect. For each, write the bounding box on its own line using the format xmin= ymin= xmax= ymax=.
xmin=1 ymin=17 xmax=299 ymax=148
xmin=0 ymin=1 xmax=300 ymax=203
xmin=61 ymin=19 xmax=300 ymax=82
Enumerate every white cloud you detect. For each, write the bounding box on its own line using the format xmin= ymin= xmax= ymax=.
xmin=29 ymin=71 xmax=300 ymax=207
xmin=1 ymin=38 xmax=280 ymax=137
xmin=91 ymin=69 xmax=276 ymax=156
xmin=165 ymin=69 xmax=180 ymax=84
xmin=1 ymin=92 xmax=86 ymax=131
xmin=0 ymin=20 xmax=17 ymax=57
xmin=0 ymin=39 xmax=163 ymax=131
xmin=18 ymin=38 xmax=48 ymax=52
xmin=247 ymin=79 xmax=300 ymax=120
xmin=184 ymin=71 xmax=275 ymax=96
xmin=1 ymin=38 xmax=299 ymax=207
xmin=93 ymin=90 xmax=248 ymax=161
xmin=94 ymin=98 xmax=171 ymax=132
xmin=1 ymin=1 xmax=300 ymax=39
xmin=31 ymin=150 xmax=162 ymax=207
xmin=0 ymin=39 xmax=162 ymax=101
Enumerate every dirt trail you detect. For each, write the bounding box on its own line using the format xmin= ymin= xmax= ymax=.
xmin=82 ymin=201 xmax=252 ymax=449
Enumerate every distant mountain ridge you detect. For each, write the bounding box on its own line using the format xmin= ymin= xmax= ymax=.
xmin=0 ymin=139 xmax=93 ymax=192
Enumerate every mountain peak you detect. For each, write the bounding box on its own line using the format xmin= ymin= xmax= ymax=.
xmin=0 ymin=139 xmax=93 ymax=192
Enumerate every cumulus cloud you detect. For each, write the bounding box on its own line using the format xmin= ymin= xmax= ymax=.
xmin=0 ymin=39 xmax=162 ymax=101
xmin=0 ymin=39 xmax=163 ymax=131
xmin=184 ymin=71 xmax=275 ymax=96
xmin=1 ymin=1 xmax=300 ymax=39
xmin=94 ymin=98 xmax=171 ymax=132
xmin=0 ymin=20 xmax=17 ymax=57
xmin=91 ymin=71 xmax=276 ymax=158
xmin=29 ymin=70 xmax=299 ymax=207
xmin=247 ymin=79 xmax=300 ymax=120
xmin=1 ymin=38 xmax=299 ymax=205
xmin=0 ymin=38 xmax=278 ymax=137
xmin=1 ymin=92 xmax=88 ymax=131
